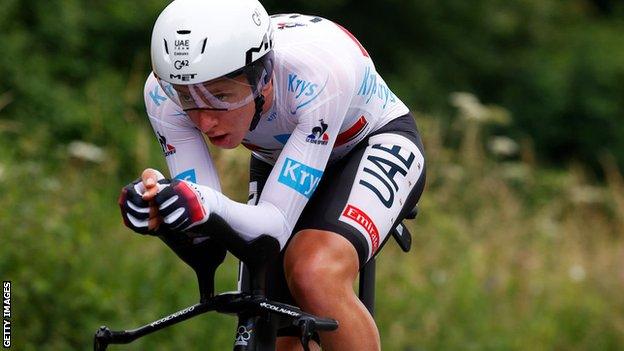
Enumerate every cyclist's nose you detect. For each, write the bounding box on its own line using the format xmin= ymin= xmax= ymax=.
xmin=189 ymin=111 xmax=219 ymax=133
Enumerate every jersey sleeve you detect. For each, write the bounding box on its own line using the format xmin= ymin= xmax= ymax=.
xmin=143 ymin=73 xmax=222 ymax=191
xmin=202 ymin=52 xmax=357 ymax=248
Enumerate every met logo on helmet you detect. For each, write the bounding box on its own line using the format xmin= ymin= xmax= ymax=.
xmin=170 ymin=73 xmax=197 ymax=81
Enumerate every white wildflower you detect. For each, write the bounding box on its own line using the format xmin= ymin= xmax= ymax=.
xmin=450 ymin=92 xmax=512 ymax=125
xmin=450 ymin=92 xmax=488 ymax=122
xmin=488 ymin=136 xmax=519 ymax=157
xmin=68 ymin=141 xmax=105 ymax=163
xmin=570 ymin=186 xmax=605 ymax=205
xmin=568 ymin=264 xmax=586 ymax=283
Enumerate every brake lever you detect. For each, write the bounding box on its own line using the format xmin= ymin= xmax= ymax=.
xmin=298 ymin=318 xmax=314 ymax=351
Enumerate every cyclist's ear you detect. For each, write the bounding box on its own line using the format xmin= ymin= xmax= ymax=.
xmin=260 ymin=77 xmax=273 ymax=95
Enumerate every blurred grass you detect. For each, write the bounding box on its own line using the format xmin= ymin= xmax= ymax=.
xmin=1 ymin=99 xmax=624 ymax=350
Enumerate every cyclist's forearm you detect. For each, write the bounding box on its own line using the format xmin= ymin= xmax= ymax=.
xmin=199 ymin=184 xmax=292 ymax=248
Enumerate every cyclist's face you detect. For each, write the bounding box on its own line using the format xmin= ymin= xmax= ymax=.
xmin=185 ymin=76 xmax=270 ymax=149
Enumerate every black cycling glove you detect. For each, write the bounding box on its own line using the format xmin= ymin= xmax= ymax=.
xmin=118 ymin=178 xmax=152 ymax=234
xmin=154 ymin=179 xmax=210 ymax=232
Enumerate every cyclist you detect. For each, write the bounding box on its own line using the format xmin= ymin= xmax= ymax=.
xmin=119 ymin=0 xmax=426 ymax=350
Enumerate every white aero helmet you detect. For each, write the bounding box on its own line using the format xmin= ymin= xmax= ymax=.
xmin=151 ymin=0 xmax=274 ymax=116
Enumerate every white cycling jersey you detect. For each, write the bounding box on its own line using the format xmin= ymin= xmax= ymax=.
xmin=144 ymin=14 xmax=411 ymax=248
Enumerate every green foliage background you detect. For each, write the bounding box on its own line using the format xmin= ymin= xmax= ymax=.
xmin=1 ymin=0 xmax=624 ymax=350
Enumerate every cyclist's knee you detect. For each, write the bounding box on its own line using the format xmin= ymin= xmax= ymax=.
xmin=284 ymin=229 xmax=359 ymax=301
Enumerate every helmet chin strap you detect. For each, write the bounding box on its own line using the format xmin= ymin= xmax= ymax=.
xmin=249 ymin=93 xmax=265 ymax=131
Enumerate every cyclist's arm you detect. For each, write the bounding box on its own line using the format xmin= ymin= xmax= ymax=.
xmin=143 ymin=73 xmax=222 ymax=190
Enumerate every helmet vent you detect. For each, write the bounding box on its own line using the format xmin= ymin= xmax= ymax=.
xmin=200 ymin=38 xmax=208 ymax=54
xmin=177 ymin=30 xmax=191 ymax=35
xmin=163 ymin=39 xmax=169 ymax=54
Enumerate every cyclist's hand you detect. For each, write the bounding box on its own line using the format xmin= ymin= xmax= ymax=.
xmin=118 ymin=168 xmax=165 ymax=234
xmin=154 ymin=179 xmax=210 ymax=231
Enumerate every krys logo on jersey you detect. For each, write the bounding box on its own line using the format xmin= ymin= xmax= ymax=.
xmin=175 ymin=169 xmax=197 ymax=183
xmin=306 ymin=119 xmax=329 ymax=145
xmin=358 ymin=66 xmax=397 ymax=109
xmin=278 ymin=158 xmax=323 ymax=198
xmin=157 ymin=132 xmax=176 ymax=157
xmin=287 ymin=73 xmax=327 ymax=114
xmin=149 ymin=84 xmax=174 ymax=107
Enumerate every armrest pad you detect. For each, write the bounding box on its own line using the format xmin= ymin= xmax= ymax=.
xmin=191 ymin=213 xmax=280 ymax=268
